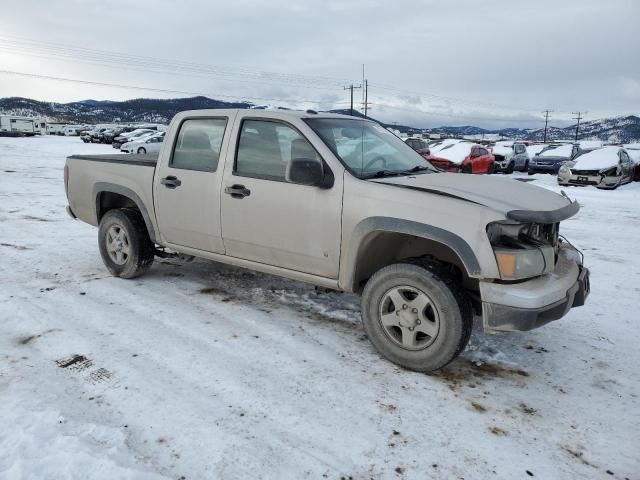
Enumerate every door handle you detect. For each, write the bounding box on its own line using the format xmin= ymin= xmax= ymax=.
xmin=224 ymin=184 xmax=251 ymax=199
xmin=161 ymin=176 xmax=182 ymax=189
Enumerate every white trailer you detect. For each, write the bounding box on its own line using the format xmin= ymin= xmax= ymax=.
xmin=0 ymin=115 xmax=47 ymax=136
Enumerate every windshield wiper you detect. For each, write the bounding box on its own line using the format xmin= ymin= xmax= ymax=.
xmin=362 ymin=169 xmax=407 ymax=179
xmin=403 ymin=165 xmax=436 ymax=174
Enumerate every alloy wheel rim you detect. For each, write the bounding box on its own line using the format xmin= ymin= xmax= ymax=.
xmin=378 ymin=285 xmax=440 ymax=350
xmin=106 ymin=224 xmax=131 ymax=265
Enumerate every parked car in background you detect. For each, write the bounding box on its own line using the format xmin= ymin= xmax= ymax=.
xmin=81 ymin=127 xmax=108 ymax=143
xmin=428 ymin=142 xmax=495 ymax=174
xmin=557 ymin=146 xmax=635 ymax=189
xmin=121 ymin=132 xmax=165 ymax=154
xmin=405 ymin=137 xmax=430 ymax=152
xmin=528 ymin=144 xmax=582 ymax=175
xmin=623 ymin=144 xmax=640 ymax=181
xmin=526 ymin=143 xmax=548 ymax=159
xmin=112 ymin=129 xmax=155 ymax=149
xmin=491 ymin=141 xmax=530 ymax=173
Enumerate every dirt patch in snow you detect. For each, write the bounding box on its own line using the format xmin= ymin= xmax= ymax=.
xmin=15 ymin=328 xmax=60 ymax=345
xmin=0 ymin=242 xmax=31 ymax=250
xmin=436 ymin=357 xmax=529 ymax=391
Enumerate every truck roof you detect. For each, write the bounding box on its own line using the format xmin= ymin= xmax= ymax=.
xmin=175 ymin=109 xmax=364 ymax=121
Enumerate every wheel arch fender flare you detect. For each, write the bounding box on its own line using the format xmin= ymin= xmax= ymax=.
xmin=93 ymin=182 xmax=157 ymax=244
xmin=341 ymin=216 xmax=483 ymax=291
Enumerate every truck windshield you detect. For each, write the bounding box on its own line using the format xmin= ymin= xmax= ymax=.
xmin=305 ymin=118 xmax=437 ymax=179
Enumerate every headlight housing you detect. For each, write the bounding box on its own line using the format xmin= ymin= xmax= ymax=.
xmin=600 ymin=166 xmax=618 ymax=177
xmin=487 ymin=222 xmax=557 ymax=280
xmin=558 ymin=161 xmax=575 ymax=175
xmin=493 ymin=246 xmax=555 ymax=280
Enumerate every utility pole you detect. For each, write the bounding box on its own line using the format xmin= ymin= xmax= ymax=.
xmin=363 ymin=79 xmax=371 ymax=119
xmin=344 ymin=84 xmax=362 ymax=116
xmin=572 ymin=111 xmax=586 ymax=141
xmin=542 ymin=109 xmax=553 ymax=143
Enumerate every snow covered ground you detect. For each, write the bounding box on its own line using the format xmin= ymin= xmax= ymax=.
xmin=1 ymin=135 xmax=638 ymax=480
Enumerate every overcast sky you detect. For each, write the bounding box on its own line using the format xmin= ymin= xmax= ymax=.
xmin=1 ymin=0 xmax=639 ymax=128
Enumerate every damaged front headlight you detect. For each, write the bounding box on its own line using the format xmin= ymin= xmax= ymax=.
xmin=600 ymin=166 xmax=619 ymax=177
xmin=487 ymin=222 xmax=556 ymax=280
xmin=558 ymin=161 xmax=575 ymax=176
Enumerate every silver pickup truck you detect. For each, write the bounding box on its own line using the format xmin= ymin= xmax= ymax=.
xmin=65 ymin=109 xmax=590 ymax=371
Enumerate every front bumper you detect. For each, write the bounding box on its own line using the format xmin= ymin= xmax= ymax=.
xmin=480 ymin=244 xmax=590 ymax=331
xmin=561 ymin=173 xmax=621 ymax=189
xmin=529 ymin=163 xmax=561 ymax=174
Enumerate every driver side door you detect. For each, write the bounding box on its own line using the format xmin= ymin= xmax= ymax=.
xmin=220 ymin=117 xmax=343 ymax=278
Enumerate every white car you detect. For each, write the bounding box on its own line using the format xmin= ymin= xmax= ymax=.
xmin=121 ymin=132 xmax=165 ymax=154
xmin=558 ymin=146 xmax=635 ymax=189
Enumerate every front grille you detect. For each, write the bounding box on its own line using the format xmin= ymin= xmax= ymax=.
xmin=571 ymin=170 xmax=599 ymax=176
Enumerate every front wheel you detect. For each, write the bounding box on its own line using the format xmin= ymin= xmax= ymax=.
xmin=361 ymin=262 xmax=473 ymax=372
xmin=506 ymin=162 xmax=514 ymax=174
xmin=137 ymin=147 xmax=147 ymax=154
xmin=98 ymin=208 xmax=154 ymax=279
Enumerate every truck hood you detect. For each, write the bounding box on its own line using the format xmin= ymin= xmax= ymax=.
xmin=372 ymin=173 xmax=579 ymax=223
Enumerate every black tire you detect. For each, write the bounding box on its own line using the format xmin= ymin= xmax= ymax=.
xmin=461 ymin=164 xmax=472 ymax=174
xmin=487 ymin=162 xmax=496 ymax=174
xmin=527 ymin=168 xmax=535 ymax=176
xmin=98 ymin=208 xmax=154 ymax=279
xmin=361 ymin=262 xmax=473 ymax=372
xmin=506 ymin=162 xmax=514 ymax=174
xmin=137 ymin=147 xmax=146 ymax=154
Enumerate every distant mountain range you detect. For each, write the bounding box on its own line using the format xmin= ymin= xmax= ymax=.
xmin=1 ymin=96 xmax=638 ymax=143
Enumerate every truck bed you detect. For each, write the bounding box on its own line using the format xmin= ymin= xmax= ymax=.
xmin=67 ymin=153 xmax=158 ymax=167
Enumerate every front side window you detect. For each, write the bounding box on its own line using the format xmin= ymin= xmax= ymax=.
xmin=235 ymin=119 xmax=321 ymax=182
xmin=305 ymin=118 xmax=437 ymax=178
xmin=171 ymin=118 xmax=227 ymax=171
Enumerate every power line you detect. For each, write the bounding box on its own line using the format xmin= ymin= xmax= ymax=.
xmin=0 ymin=69 xmax=350 ymax=106
xmin=369 ymin=83 xmax=545 ymax=115
xmin=542 ymin=109 xmax=553 ymax=143
xmin=572 ymin=111 xmax=587 ymax=141
xmin=0 ymin=34 xmax=359 ymax=91
xmin=0 ymin=34 xmax=561 ymax=117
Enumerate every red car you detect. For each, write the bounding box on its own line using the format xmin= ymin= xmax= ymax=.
xmin=426 ymin=142 xmax=495 ymax=174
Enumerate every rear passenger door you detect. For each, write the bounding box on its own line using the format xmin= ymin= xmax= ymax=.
xmin=154 ymin=116 xmax=233 ymax=253
xmin=220 ymin=117 xmax=342 ymax=278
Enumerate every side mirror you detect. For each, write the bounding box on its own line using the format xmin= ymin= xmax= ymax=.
xmin=286 ymin=158 xmax=332 ymax=188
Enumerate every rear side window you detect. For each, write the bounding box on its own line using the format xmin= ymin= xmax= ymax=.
xmin=235 ymin=119 xmax=320 ymax=182
xmin=171 ymin=118 xmax=228 ymax=171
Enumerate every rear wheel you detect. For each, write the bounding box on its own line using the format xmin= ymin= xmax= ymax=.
xmin=361 ymin=262 xmax=473 ymax=372
xmin=98 ymin=208 xmax=154 ymax=279
xmin=137 ymin=147 xmax=147 ymax=154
